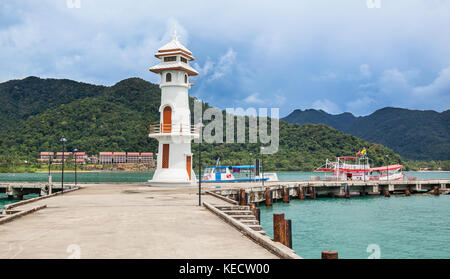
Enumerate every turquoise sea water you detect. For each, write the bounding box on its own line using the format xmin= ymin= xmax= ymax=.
xmin=259 ymin=195 xmax=450 ymax=259
xmin=0 ymin=171 xmax=448 ymax=183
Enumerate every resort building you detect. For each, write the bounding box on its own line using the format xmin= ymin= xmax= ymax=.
xmin=113 ymin=152 xmax=127 ymax=163
xmin=99 ymin=152 xmax=113 ymax=164
xmin=74 ymin=151 xmax=87 ymax=159
xmin=127 ymin=152 xmax=140 ymax=163
xmin=37 ymin=152 xmax=54 ymax=163
xmin=140 ymin=152 xmax=154 ymax=164
xmin=88 ymin=155 xmax=98 ymax=164
xmin=56 ymin=152 xmax=72 ymax=160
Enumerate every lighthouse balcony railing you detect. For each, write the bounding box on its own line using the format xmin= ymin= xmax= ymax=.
xmin=148 ymin=123 xmax=200 ymax=137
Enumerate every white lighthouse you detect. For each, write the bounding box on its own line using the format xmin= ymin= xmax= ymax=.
xmin=148 ymin=31 xmax=199 ymax=187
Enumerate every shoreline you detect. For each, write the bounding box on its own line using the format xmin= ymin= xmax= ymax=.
xmin=1 ymin=170 xmax=449 ymax=174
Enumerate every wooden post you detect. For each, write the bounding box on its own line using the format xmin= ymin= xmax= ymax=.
xmin=265 ymin=187 xmax=272 ymax=206
xmin=405 ymin=188 xmax=410 ymax=196
xmin=282 ymin=186 xmax=289 ymax=203
xmin=254 ymin=208 xmax=260 ymax=223
xmin=273 ymin=213 xmax=285 ymax=243
xmin=322 ymin=251 xmax=338 ymax=259
xmin=433 ymin=186 xmax=440 ymax=196
xmin=284 ymin=219 xmax=292 ymax=248
xmin=239 ymin=189 xmax=246 ymax=206
xmin=249 ymin=203 xmax=256 ymax=210
xmin=310 ymin=186 xmax=315 ymax=200
xmin=384 ymin=190 xmax=390 ymax=197
xmin=298 ymin=186 xmax=305 ymax=200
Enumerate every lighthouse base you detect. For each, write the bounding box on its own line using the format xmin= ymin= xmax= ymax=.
xmin=148 ymin=168 xmax=197 ymax=187
xmin=147 ymin=181 xmax=196 ymax=187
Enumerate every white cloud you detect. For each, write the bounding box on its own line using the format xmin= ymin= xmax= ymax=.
xmin=193 ymin=48 xmax=236 ymax=83
xmin=346 ymin=96 xmax=376 ymax=116
xmin=1 ymin=0 xmax=450 ymax=114
xmin=360 ymin=64 xmax=371 ymax=78
xmin=311 ymin=71 xmax=338 ymax=82
xmin=374 ymin=67 xmax=450 ymax=111
xmin=209 ymin=48 xmax=236 ymax=81
xmin=243 ymin=92 xmax=264 ymax=105
xmin=312 ymin=99 xmax=341 ymax=114
xmin=413 ymin=67 xmax=450 ymax=97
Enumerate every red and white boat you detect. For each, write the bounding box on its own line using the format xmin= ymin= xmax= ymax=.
xmin=316 ymin=156 xmax=404 ymax=181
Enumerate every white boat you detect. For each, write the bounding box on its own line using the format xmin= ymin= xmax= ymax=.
xmin=202 ymin=165 xmax=278 ymax=182
xmin=317 ymin=156 xmax=404 ymax=181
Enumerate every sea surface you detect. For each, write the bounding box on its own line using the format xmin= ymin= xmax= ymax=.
xmin=0 ymin=170 xmax=448 ymax=183
xmin=259 ymin=194 xmax=450 ymax=259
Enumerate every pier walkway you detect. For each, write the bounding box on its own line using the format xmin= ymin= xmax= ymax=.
xmin=211 ymin=179 xmax=450 ymax=203
xmin=0 ymin=184 xmax=277 ymax=259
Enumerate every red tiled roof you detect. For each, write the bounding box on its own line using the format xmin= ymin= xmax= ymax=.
xmin=113 ymin=152 xmax=126 ymax=156
xmin=99 ymin=152 xmax=113 ymax=156
xmin=56 ymin=152 xmax=72 ymax=155
xmin=140 ymin=153 xmax=154 ymax=156
xmin=74 ymin=152 xmax=86 ymax=156
xmin=40 ymin=152 xmax=54 ymax=156
xmin=127 ymin=152 xmax=140 ymax=156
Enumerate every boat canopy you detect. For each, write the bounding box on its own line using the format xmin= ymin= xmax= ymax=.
xmin=317 ymin=164 xmax=403 ymax=172
xmin=206 ymin=165 xmax=257 ymax=169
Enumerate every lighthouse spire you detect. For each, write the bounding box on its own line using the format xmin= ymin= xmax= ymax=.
xmin=173 ymin=25 xmax=179 ymax=41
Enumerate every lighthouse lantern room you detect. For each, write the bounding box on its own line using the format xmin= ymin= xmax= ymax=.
xmin=148 ymin=31 xmax=199 ymax=186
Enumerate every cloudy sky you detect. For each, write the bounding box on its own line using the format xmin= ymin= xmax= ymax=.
xmin=1 ymin=0 xmax=449 ymax=116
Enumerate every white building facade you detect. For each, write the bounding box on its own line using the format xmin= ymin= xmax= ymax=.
xmin=148 ymin=32 xmax=199 ymax=186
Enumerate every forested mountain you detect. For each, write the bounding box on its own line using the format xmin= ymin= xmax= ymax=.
xmin=0 ymin=77 xmax=402 ymax=171
xmin=283 ymin=108 xmax=450 ymax=161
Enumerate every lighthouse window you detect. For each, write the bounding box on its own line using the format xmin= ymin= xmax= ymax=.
xmin=166 ymin=73 xmax=172 ymax=82
xmin=164 ymin=56 xmax=177 ymax=62
xmin=184 ymin=74 xmax=188 ymax=84
xmin=180 ymin=57 xmax=188 ymax=63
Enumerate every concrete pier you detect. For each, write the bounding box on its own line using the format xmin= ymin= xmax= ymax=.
xmin=0 ymin=183 xmax=63 ymax=199
xmin=0 ymin=184 xmax=276 ymax=259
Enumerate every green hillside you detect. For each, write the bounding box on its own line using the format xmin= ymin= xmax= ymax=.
xmin=0 ymin=77 xmax=402 ymax=171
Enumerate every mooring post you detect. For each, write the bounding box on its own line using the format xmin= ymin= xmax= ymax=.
xmin=273 ymin=213 xmax=285 ymax=243
xmin=282 ymin=186 xmax=289 ymax=203
xmin=284 ymin=219 xmax=292 ymax=248
xmin=239 ymin=189 xmax=246 ymax=206
xmin=310 ymin=186 xmax=315 ymax=200
xmin=433 ymin=186 xmax=440 ymax=196
xmin=265 ymin=187 xmax=272 ymax=206
xmin=384 ymin=190 xmax=390 ymax=197
xmin=344 ymin=184 xmax=350 ymax=199
xmin=405 ymin=187 xmax=410 ymax=196
xmin=254 ymin=208 xmax=261 ymax=223
xmin=249 ymin=203 xmax=255 ymax=210
xmin=298 ymin=185 xmax=305 ymax=200
xmin=322 ymin=251 xmax=338 ymax=259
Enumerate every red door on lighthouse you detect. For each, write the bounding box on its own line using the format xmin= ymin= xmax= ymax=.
xmin=163 ymin=106 xmax=172 ymax=133
xmin=162 ymin=144 xmax=169 ymax=168
xmin=186 ymin=156 xmax=192 ymax=180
